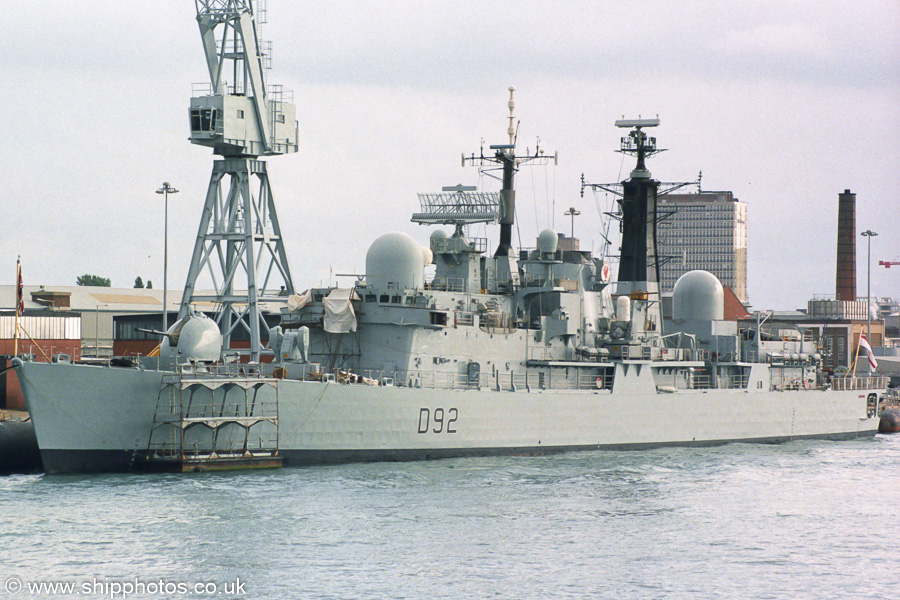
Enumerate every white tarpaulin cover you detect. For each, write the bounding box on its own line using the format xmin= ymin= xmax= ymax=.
xmin=323 ymin=288 xmax=359 ymax=333
xmin=287 ymin=290 xmax=312 ymax=312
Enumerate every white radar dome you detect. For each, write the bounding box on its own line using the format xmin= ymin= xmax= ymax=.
xmin=160 ymin=313 xmax=222 ymax=362
xmin=366 ymin=232 xmax=426 ymax=291
xmin=537 ymin=229 xmax=559 ymax=254
xmin=421 ymin=246 xmax=434 ymax=266
xmin=673 ymin=270 xmax=724 ymax=322
xmin=430 ymin=229 xmax=449 ymax=242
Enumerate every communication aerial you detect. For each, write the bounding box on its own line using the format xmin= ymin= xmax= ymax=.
xmin=178 ymin=0 xmax=298 ymax=362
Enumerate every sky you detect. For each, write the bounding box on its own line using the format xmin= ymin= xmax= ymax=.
xmin=1 ymin=0 xmax=898 ymax=311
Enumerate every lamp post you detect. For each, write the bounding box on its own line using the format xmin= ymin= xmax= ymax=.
xmin=94 ymin=303 xmax=108 ymax=359
xmin=156 ymin=182 xmax=179 ymax=334
xmin=861 ymin=229 xmax=878 ymax=373
xmin=564 ymin=206 xmax=581 ymax=240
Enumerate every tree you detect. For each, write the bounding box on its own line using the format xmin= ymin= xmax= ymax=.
xmin=146 ymin=280 xmax=153 ymax=289
xmin=134 ymin=276 xmax=144 ymax=288
xmin=76 ymin=274 xmax=111 ymax=287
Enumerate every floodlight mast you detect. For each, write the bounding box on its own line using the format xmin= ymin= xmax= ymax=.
xmin=179 ymin=0 xmax=297 ymax=363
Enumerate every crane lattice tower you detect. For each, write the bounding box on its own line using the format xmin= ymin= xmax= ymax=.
xmin=180 ymin=0 xmax=298 ymax=362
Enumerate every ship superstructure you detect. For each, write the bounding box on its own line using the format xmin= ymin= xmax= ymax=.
xmin=271 ymin=112 xmax=849 ymax=398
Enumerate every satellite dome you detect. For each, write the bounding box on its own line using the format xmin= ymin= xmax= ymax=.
xmin=430 ymin=229 xmax=449 ymax=242
xmin=160 ymin=313 xmax=222 ymax=362
xmin=366 ymin=232 xmax=426 ymax=291
xmin=421 ymin=246 xmax=434 ymax=266
xmin=673 ymin=270 xmax=724 ymax=321
xmin=538 ymin=229 xmax=559 ymax=254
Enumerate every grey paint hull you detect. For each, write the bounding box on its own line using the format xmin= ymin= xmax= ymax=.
xmin=17 ymin=362 xmax=879 ymax=474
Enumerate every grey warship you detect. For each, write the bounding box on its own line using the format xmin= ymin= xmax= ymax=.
xmin=14 ymin=2 xmax=886 ymax=474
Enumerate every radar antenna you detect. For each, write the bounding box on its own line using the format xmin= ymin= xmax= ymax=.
xmin=412 ymin=185 xmax=501 ymax=229
xmin=614 ymin=117 xmax=662 ymax=178
xmin=179 ymin=0 xmax=298 ymax=362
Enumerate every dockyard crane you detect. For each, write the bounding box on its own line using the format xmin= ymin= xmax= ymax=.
xmin=179 ymin=0 xmax=298 ymax=363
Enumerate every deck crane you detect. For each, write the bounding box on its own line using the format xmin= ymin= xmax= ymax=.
xmin=178 ymin=0 xmax=298 ymax=363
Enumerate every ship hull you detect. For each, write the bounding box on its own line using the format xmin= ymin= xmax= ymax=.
xmin=16 ymin=362 xmax=880 ymax=474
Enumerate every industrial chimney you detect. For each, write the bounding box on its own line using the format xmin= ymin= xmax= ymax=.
xmin=835 ymin=189 xmax=856 ymax=301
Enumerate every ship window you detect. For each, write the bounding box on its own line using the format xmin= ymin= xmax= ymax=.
xmin=430 ymin=312 xmax=448 ymax=326
xmin=391 ymin=296 xmax=401 ymax=304
xmin=379 ymin=294 xmax=389 ymax=303
xmin=237 ymin=109 xmax=245 ymax=119
xmin=277 ymin=114 xmax=285 ymax=123
xmin=365 ymin=294 xmax=376 ymax=302
xmin=405 ymin=297 xmax=414 ymax=305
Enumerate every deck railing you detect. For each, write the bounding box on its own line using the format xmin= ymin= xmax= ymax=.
xmin=831 ymin=376 xmax=889 ymax=391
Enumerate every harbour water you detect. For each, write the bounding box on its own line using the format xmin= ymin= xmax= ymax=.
xmin=2 ymin=435 xmax=898 ymax=600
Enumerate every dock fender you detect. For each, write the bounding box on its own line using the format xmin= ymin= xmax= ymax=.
xmin=879 ymin=408 xmax=900 ymax=434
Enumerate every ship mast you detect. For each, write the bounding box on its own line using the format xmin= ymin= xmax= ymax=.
xmin=615 ymin=118 xmax=662 ymax=301
xmin=462 ymin=87 xmax=556 ymax=292
xmin=179 ymin=0 xmax=298 ymax=363
xmin=581 ymin=118 xmax=690 ymax=340
xmin=496 ymin=86 xmax=518 ymax=259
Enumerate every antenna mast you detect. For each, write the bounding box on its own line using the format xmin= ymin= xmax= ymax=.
xmin=462 ymin=87 xmax=557 ymax=292
xmin=580 ymin=118 xmax=679 ymax=339
xmin=180 ymin=0 xmax=298 ymax=362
